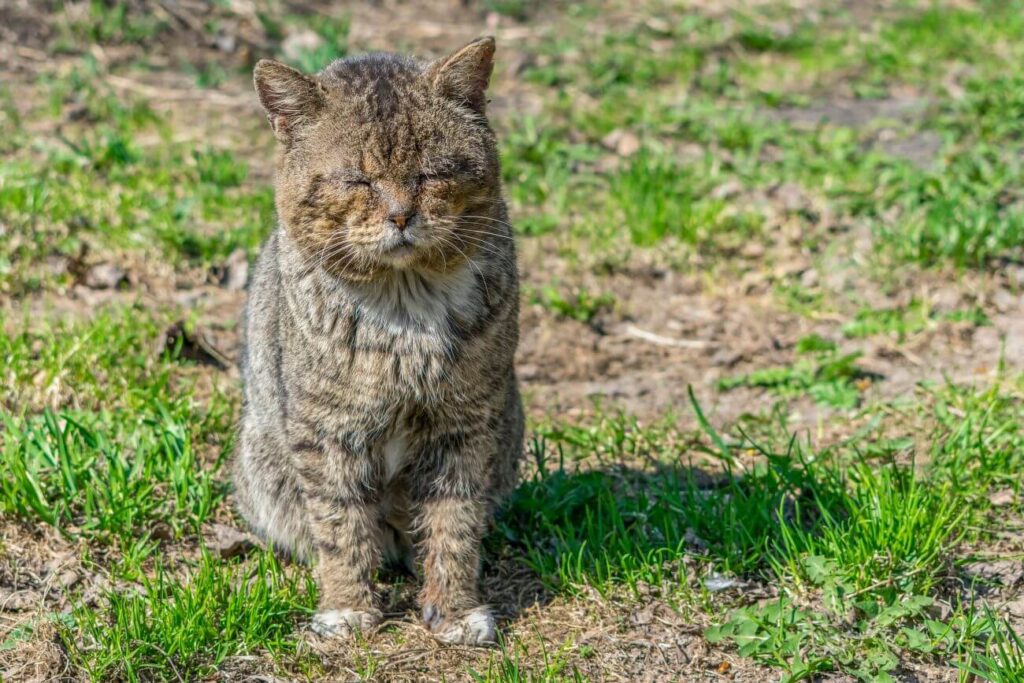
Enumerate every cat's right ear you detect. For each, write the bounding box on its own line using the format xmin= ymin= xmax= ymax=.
xmin=253 ymin=60 xmax=327 ymax=143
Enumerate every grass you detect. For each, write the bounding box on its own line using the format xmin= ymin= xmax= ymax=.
xmin=528 ymin=283 xmax=614 ymax=325
xmin=505 ymin=0 xmax=1024 ymax=269
xmin=60 ymin=0 xmax=167 ymax=46
xmin=717 ymin=342 xmax=872 ymax=409
xmin=282 ymin=14 xmax=350 ymax=73
xmin=773 ymin=464 xmax=964 ymax=603
xmin=0 ymin=59 xmax=272 ymax=295
xmin=1 ymin=407 xmax=226 ymax=545
xmin=842 ymin=299 xmax=990 ymax=340
xmin=493 ymin=379 xmax=1024 ymax=680
xmin=6 ymin=0 xmax=1024 ymax=680
xmin=959 ymin=607 xmax=1024 ymax=682
xmin=66 ymin=551 xmax=317 ymax=682
xmin=468 ymin=635 xmax=586 ymax=682
xmin=0 ymin=308 xmax=234 ymax=567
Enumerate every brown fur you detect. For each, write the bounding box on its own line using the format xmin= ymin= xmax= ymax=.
xmin=232 ymin=37 xmax=522 ymax=645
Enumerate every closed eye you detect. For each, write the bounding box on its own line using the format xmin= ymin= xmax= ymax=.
xmin=332 ymin=169 xmax=371 ymax=187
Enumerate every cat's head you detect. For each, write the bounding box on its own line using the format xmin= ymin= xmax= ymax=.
xmin=254 ymin=37 xmax=502 ymax=281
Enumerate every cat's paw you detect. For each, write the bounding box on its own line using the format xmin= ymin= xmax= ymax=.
xmin=422 ymin=605 xmax=497 ymax=646
xmin=309 ymin=608 xmax=382 ymax=638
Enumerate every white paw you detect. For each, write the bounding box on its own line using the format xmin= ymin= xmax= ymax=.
xmin=426 ymin=606 xmax=497 ymax=646
xmin=309 ymin=608 xmax=381 ymax=638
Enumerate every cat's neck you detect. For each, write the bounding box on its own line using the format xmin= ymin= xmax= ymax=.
xmin=278 ymin=228 xmax=482 ymax=333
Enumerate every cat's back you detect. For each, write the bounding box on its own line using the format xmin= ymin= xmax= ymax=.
xmin=240 ymin=228 xmax=285 ymax=415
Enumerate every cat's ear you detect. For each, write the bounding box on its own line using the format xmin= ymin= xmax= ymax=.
xmin=425 ymin=36 xmax=495 ymax=114
xmin=253 ymin=59 xmax=327 ymax=143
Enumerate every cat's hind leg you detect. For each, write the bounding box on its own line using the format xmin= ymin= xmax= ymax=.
xmin=232 ymin=420 xmax=314 ymax=562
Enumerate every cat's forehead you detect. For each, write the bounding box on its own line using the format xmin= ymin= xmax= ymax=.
xmin=306 ymin=78 xmax=481 ymax=172
xmin=311 ymin=105 xmax=451 ymax=174
xmin=320 ymin=53 xmax=422 ymax=111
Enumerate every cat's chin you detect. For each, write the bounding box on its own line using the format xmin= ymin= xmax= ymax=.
xmin=385 ymin=244 xmax=418 ymax=264
xmin=378 ymin=252 xmax=425 ymax=274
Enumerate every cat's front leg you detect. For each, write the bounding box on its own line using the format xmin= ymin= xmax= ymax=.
xmin=413 ymin=429 xmax=496 ymax=646
xmin=292 ymin=440 xmax=383 ymax=638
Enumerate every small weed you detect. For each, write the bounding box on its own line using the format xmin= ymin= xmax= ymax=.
xmin=705 ymin=598 xmax=835 ymax=682
xmin=190 ymin=61 xmax=229 ymax=89
xmin=718 ymin=348 xmax=871 ymax=409
xmin=482 ymin=0 xmax=536 ymax=22
xmin=194 ymin=148 xmax=249 ymax=188
xmin=843 ymin=299 xmax=991 ymax=340
xmin=606 ymin=151 xmax=720 ymax=246
xmin=63 ymin=0 xmax=165 ymax=46
xmin=501 ymin=117 xmax=596 ymax=236
xmin=529 ymin=283 xmax=614 ymax=325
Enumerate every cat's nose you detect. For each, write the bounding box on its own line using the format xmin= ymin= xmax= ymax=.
xmin=388 ymin=211 xmax=414 ymax=231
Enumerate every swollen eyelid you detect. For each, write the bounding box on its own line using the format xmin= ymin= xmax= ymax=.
xmin=333 ymin=170 xmax=370 ymax=185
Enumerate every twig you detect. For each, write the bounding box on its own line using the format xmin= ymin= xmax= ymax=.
xmin=622 ymin=325 xmax=710 ymax=349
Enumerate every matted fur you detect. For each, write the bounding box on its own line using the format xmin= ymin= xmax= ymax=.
xmin=233 ymin=37 xmax=523 ymax=645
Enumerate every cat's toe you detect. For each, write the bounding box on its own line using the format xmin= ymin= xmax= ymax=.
xmin=423 ymin=606 xmax=496 ymax=646
xmin=310 ymin=608 xmax=381 ymax=638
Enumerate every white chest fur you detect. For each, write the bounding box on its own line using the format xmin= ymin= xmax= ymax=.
xmin=380 ymin=430 xmax=409 ymax=482
xmin=355 ymin=265 xmax=480 ymax=336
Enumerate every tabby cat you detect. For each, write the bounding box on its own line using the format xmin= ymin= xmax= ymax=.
xmin=232 ymin=37 xmax=523 ymax=646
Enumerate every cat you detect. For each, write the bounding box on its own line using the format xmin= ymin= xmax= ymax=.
xmin=231 ymin=36 xmax=523 ymax=646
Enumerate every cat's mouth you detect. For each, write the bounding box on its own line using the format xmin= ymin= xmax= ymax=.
xmin=380 ymin=232 xmax=420 ymax=266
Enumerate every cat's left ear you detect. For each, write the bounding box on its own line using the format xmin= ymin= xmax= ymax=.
xmin=425 ymin=36 xmax=495 ymax=114
xmin=253 ymin=59 xmax=327 ymax=143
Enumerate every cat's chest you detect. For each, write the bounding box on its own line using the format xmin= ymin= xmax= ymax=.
xmin=352 ymin=269 xmax=474 ymax=352
xmin=310 ymin=267 xmax=482 ymax=396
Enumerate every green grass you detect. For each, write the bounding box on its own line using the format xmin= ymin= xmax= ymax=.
xmin=873 ymin=149 xmax=1024 ymax=267
xmin=0 ymin=306 xmax=233 ymax=413
xmin=495 ymin=380 xmax=1024 ymax=680
xmin=509 ymin=0 xmax=1024 ymax=268
xmin=717 ymin=345 xmax=871 ymax=409
xmin=469 ymin=636 xmax=586 ymax=682
xmin=528 ymin=283 xmax=614 ymax=325
xmin=773 ymin=464 xmax=964 ymax=604
xmin=500 ymin=116 xmax=596 ymax=237
xmin=842 ymin=299 xmax=990 ymax=340
xmin=0 ymin=60 xmax=272 ymax=295
xmin=0 ymin=309 xmax=234 ymax=554
xmin=606 ymin=150 xmax=720 ymax=246
xmin=65 ymin=551 xmax=316 ymax=682
xmin=959 ymin=607 xmax=1024 ymax=682
xmin=60 ymin=0 xmax=167 ymax=46
xmin=1 ymin=407 xmax=226 ymax=545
